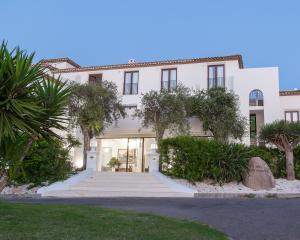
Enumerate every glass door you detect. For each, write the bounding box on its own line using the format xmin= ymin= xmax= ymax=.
xmin=127 ymin=138 xmax=143 ymax=172
xmin=100 ymin=138 xmax=143 ymax=172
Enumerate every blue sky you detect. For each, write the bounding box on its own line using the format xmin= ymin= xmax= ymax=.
xmin=1 ymin=0 xmax=300 ymax=90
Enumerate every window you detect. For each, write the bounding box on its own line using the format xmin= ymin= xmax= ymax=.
xmin=124 ymin=71 xmax=139 ymax=95
xmin=124 ymin=105 xmax=137 ymax=110
xmin=88 ymin=74 xmax=102 ymax=84
xmin=161 ymin=68 xmax=177 ymax=92
xmin=250 ymin=114 xmax=257 ymax=139
xmin=285 ymin=111 xmax=299 ymax=122
xmin=249 ymin=89 xmax=264 ymax=106
xmin=208 ymin=65 xmax=225 ymax=88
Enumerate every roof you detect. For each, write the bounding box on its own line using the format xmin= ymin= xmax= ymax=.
xmin=40 ymin=57 xmax=81 ymax=68
xmin=46 ymin=54 xmax=243 ymax=74
xmin=279 ymin=90 xmax=300 ymax=96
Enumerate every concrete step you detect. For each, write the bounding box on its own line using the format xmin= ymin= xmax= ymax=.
xmin=42 ymin=190 xmax=194 ymax=198
xmin=41 ymin=172 xmax=195 ymax=198
xmin=81 ymin=180 xmax=162 ymax=185
xmin=74 ymin=182 xmax=166 ymax=188
xmin=84 ymin=175 xmax=160 ymax=179
xmin=69 ymin=186 xmax=176 ymax=192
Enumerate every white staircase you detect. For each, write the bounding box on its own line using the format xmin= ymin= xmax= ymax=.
xmin=42 ymin=172 xmax=195 ymax=198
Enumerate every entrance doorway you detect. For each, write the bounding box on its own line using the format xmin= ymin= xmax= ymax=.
xmin=249 ymin=110 xmax=265 ymax=146
xmin=98 ymin=138 xmax=156 ymax=172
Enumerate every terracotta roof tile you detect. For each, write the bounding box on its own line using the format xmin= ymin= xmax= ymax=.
xmin=40 ymin=57 xmax=81 ymax=68
xmin=48 ymin=54 xmax=243 ymax=73
xmin=279 ymin=90 xmax=300 ymax=96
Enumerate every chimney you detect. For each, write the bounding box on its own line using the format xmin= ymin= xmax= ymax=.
xmin=128 ymin=59 xmax=136 ymax=64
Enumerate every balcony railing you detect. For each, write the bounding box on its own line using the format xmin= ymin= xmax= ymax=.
xmin=249 ymin=99 xmax=264 ymax=106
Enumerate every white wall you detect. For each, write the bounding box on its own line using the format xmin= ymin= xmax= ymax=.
xmin=48 ymin=61 xmax=76 ymax=69
xmin=280 ymin=95 xmax=300 ymax=119
xmin=53 ymin=60 xmax=284 ymax=166
xmin=233 ymin=67 xmax=280 ymax=144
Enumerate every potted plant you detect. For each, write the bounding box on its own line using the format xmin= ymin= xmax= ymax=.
xmin=107 ymin=157 xmax=121 ymax=172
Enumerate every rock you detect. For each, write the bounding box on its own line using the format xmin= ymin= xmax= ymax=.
xmin=243 ymin=157 xmax=275 ymax=190
xmin=1 ymin=184 xmax=38 ymax=195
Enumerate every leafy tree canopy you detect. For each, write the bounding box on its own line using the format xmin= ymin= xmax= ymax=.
xmin=191 ymin=87 xmax=247 ymax=142
xmin=68 ymin=81 xmax=125 ymax=168
xmin=135 ymin=84 xmax=191 ymax=148
xmin=260 ymin=120 xmax=300 ymax=180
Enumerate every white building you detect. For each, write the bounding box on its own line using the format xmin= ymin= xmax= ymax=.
xmin=41 ymin=55 xmax=300 ymax=172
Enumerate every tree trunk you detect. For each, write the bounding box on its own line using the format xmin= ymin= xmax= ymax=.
xmin=82 ymin=128 xmax=91 ymax=170
xmin=0 ymin=170 xmax=7 ymax=192
xmin=18 ymin=136 xmax=35 ymax=164
xmin=285 ymin=150 xmax=295 ymax=180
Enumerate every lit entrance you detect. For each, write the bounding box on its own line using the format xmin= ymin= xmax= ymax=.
xmin=98 ymin=138 xmax=156 ymax=172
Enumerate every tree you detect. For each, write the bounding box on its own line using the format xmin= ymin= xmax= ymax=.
xmin=0 ymin=41 xmax=45 ymax=142
xmin=17 ymin=77 xmax=72 ymax=163
xmin=191 ymin=87 xmax=247 ymax=142
xmin=260 ymin=120 xmax=300 ymax=180
xmin=68 ymin=81 xmax=125 ymax=169
xmin=0 ymin=41 xmax=72 ymax=189
xmin=135 ymin=85 xmax=191 ymax=151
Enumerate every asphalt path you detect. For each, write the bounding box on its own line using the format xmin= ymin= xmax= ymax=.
xmin=5 ymin=197 xmax=300 ymax=240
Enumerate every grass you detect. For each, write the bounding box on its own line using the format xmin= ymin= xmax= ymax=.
xmin=0 ymin=201 xmax=228 ymax=240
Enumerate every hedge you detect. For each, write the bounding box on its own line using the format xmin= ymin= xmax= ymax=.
xmin=159 ymin=136 xmax=300 ymax=184
xmin=159 ymin=136 xmax=250 ymax=184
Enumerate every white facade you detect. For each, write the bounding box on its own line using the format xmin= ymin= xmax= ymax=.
xmin=42 ymin=55 xmax=300 ymax=171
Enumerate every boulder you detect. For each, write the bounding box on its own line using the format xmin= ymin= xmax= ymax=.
xmin=243 ymin=157 xmax=275 ymax=190
xmin=1 ymin=184 xmax=38 ymax=195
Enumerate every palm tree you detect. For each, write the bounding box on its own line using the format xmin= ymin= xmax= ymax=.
xmin=68 ymin=81 xmax=125 ymax=169
xmin=260 ymin=120 xmax=300 ymax=180
xmin=0 ymin=41 xmax=72 ymax=188
xmin=18 ymin=76 xmax=72 ymax=162
xmin=0 ymin=41 xmax=45 ymax=142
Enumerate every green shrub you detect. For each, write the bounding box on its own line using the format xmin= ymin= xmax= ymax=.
xmin=248 ymin=145 xmax=300 ymax=179
xmin=159 ymin=136 xmax=251 ymax=184
xmin=160 ymin=136 xmax=300 ymax=183
xmin=12 ymin=139 xmax=74 ymax=186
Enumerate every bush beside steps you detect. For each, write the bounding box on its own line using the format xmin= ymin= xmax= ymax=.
xmin=159 ymin=136 xmax=300 ymax=185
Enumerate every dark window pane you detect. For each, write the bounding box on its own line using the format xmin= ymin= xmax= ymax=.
xmin=132 ymin=83 xmax=138 ymax=94
xmin=162 ymin=70 xmax=169 ymax=82
xmin=162 ymin=81 xmax=169 ymax=90
xmin=217 ymin=66 xmax=224 ymax=78
xmin=89 ymin=74 xmax=102 ymax=84
xmin=125 ymin=72 xmax=131 ymax=84
xmin=208 ymin=66 xmax=215 ymax=79
xmin=170 ymin=80 xmax=177 ymax=91
xmin=132 ymin=72 xmax=139 ymax=83
xmin=170 ymin=69 xmax=177 ymax=81
xmin=249 ymin=89 xmax=264 ymax=106
xmin=124 ymin=83 xmax=131 ymax=94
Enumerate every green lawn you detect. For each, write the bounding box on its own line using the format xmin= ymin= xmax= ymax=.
xmin=0 ymin=201 xmax=227 ymax=240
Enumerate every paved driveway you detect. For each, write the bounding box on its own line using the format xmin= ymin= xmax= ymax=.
xmin=5 ymin=197 xmax=300 ymax=240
